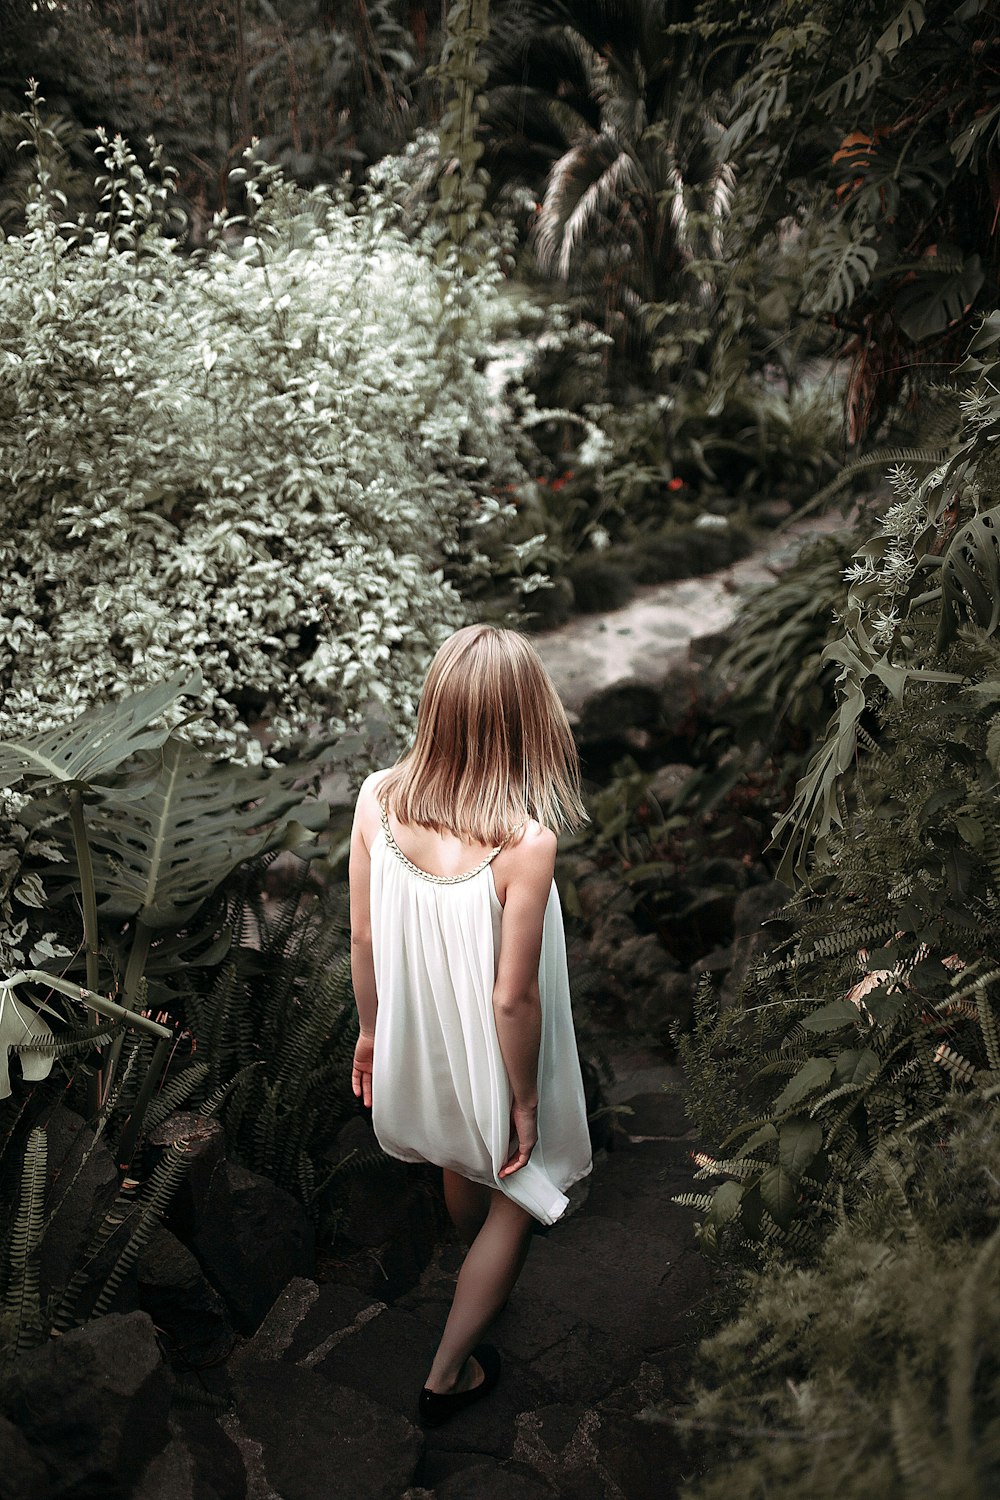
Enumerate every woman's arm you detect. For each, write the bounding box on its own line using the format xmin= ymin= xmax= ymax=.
xmin=348 ymin=775 xmax=380 ymax=1106
xmin=491 ymin=825 xmax=557 ymax=1176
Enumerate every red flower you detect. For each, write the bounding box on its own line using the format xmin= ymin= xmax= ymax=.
xmin=667 ymin=477 xmax=685 ymax=491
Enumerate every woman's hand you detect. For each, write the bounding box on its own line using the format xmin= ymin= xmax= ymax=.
xmin=352 ymin=1030 xmax=375 ymax=1108
xmin=499 ymin=1101 xmax=537 ymax=1177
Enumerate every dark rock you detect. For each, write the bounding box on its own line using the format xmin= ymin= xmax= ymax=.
xmin=149 ymin=1406 xmax=248 ymax=1500
xmin=628 ymin=536 xmax=696 ymax=585
xmin=628 ymin=970 xmax=693 ymax=1039
xmin=664 ymin=887 xmax=737 ymax=958
xmin=137 ymin=1224 xmax=237 ymax=1368
xmin=149 ymin=1113 xmax=227 ymax=1246
xmin=588 ymin=910 xmax=640 ymax=963
xmin=309 ymin=1304 xmax=433 ymax=1417
xmin=577 ymin=680 xmax=662 ymax=750
xmin=614 ymin=1091 xmax=691 ymax=1140
xmin=732 ymin=880 xmax=789 ymax=936
xmin=754 ymin=497 xmax=794 ymax=525
xmin=579 ymin=1056 xmax=613 ymax=1154
xmin=657 ymin=660 xmax=703 ymax=740
xmin=648 ymin=762 xmax=695 ymax=807
xmin=575 ymin=877 xmax=624 ymax=924
xmin=279 ymin=1282 xmax=384 ymax=1366
xmin=491 ymin=1286 xmax=635 ymax=1406
xmin=614 ymin=935 xmax=682 ymax=987
xmin=187 ymin=1157 xmax=316 ymax=1335
xmin=0 ymin=1310 xmax=174 ymax=1499
xmin=565 ymin=555 xmax=636 ymax=615
xmin=515 ymin=1225 xmax=685 ymax=1354
xmin=523 ymin=576 xmax=574 ymax=632
xmin=309 ymin=1303 xmax=547 ymax=1458
xmin=226 ymin=1276 xmax=324 ymax=1372
xmin=690 ymin=856 xmax=751 ymax=893
xmin=231 ymin=1360 xmax=421 ymax=1500
xmin=133 ymin=1435 xmax=197 ymax=1500
xmin=434 ymin=1459 xmax=557 ymax=1498
xmin=713 ymin=880 xmax=794 ymax=1007
xmin=0 ymin=1414 xmax=49 ymax=1500
xmin=514 ymin=1402 xmax=610 ymax=1500
xmin=588 ymin=1400 xmax=685 ymax=1500
xmin=689 ymin=943 xmax=735 ymax=975
xmin=326 ymin=1116 xmax=439 ymax=1300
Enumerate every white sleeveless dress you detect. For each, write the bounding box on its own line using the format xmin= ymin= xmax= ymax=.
xmin=369 ymin=800 xmax=593 ymax=1226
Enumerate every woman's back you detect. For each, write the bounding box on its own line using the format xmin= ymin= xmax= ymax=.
xmin=368 ymin=784 xmax=593 ymax=1226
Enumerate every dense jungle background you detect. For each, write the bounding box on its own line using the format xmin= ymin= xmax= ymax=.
xmin=2 ymin=2 xmax=1000 ymax=1497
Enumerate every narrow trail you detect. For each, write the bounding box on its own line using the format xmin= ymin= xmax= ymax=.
xmin=216 ymin=1052 xmax=712 ymax=1500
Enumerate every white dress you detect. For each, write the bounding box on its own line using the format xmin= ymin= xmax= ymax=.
xmin=369 ymin=799 xmax=593 ymax=1226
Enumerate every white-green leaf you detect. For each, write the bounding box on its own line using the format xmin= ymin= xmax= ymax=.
xmin=0 ymin=672 xmax=201 ymax=793
xmin=83 ymin=733 xmax=329 ymax=926
xmin=0 ymin=987 xmax=54 ymax=1101
xmin=799 ymin=998 xmax=862 ymax=1033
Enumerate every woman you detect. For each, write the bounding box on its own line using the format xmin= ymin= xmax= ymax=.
xmin=348 ymin=623 xmax=593 ymax=1426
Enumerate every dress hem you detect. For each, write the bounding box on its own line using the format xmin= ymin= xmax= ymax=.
xmin=373 ymin=1142 xmax=595 ymax=1210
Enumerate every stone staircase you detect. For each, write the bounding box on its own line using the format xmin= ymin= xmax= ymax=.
xmin=213 ymin=1059 xmax=713 ymax=1500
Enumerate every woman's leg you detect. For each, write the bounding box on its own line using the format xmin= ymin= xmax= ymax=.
xmin=424 ymin=1186 xmax=534 ymax=1394
xmin=442 ymin=1168 xmax=491 ymax=1246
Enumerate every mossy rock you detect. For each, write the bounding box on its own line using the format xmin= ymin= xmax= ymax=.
xmin=628 ymin=523 xmax=754 ymax=585
xmin=565 ymin=553 xmax=637 ymax=613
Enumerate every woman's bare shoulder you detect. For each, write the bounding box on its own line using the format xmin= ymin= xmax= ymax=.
xmin=505 ymin=819 xmax=557 ymax=866
xmin=358 ymin=768 xmax=393 ymax=802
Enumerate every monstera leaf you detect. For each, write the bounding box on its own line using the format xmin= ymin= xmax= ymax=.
xmin=0 ymin=671 xmax=202 ymax=793
xmin=895 ymin=248 xmax=985 ymax=344
xmin=938 ymin=503 xmax=1000 ymax=648
xmin=0 ymin=984 xmax=54 ymax=1100
xmin=84 ymin=733 xmax=329 ymax=927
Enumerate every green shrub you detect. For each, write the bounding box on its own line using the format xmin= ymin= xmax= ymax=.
xmin=0 ymin=97 xmax=532 ymax=762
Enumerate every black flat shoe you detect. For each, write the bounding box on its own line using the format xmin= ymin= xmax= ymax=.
xmin=418 ymin=1343 xmax=501 ymax=1428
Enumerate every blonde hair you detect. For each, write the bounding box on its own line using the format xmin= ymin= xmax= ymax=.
xmin=378 ymin=624 xmax=588 ymax=846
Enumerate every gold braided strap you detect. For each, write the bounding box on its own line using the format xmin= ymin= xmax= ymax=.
xmin=377 ymin=798 xmax=522 ymax=884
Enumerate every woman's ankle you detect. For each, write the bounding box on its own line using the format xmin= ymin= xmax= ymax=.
xmin=424 ymin=1354 xmax=482 ymax=1395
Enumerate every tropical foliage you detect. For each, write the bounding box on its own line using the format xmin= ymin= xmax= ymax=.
xmin=0 ymin=88 xmax=535 ymax=762
xmin=481 ymin=0 xmax=738 ymax=373
xmin=713 ymin=0 xmax=1000 ymax=439
xmin=182 ymin=865 xmax=375 ymax=1236
xmin=0 ymin=0 xmax=421 ymax=233
xmin=0 ymin=672 xmax=335 ymax=1359
xmin=668 ymin=1091 xmax=1000 ymax=1499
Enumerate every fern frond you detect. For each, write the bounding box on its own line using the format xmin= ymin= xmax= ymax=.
xmin=3 ymin=1127 xmax=47 ymax=1358
xmin=141 ymin=1061 xmax=211 ymax=1136
xmin=87 ymin=1139 xmax=197 ymax=1320
xmin=671 ymin=1192 xmax=717 ymax=1212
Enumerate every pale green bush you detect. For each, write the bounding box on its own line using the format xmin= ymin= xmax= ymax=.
xmin=0 ymin=103 xmax=530 ymax=761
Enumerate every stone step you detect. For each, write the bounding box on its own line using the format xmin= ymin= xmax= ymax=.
xmin=226 ymin=1358 xmax=422 ymax=1500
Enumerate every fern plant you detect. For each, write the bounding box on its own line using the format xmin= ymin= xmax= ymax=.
xmin=679 ymin=632 xmax=1000 ymax=1257
xmin=181 ymin=861 xmax=373 ymax=1238
xmin=658 ymin=1090 xmax=1000 ymax=1500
